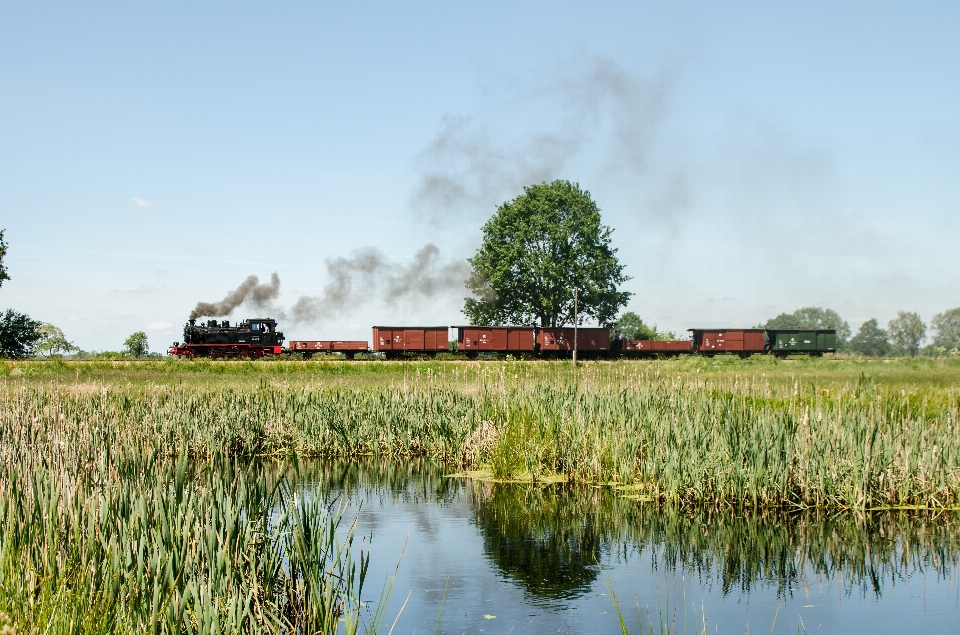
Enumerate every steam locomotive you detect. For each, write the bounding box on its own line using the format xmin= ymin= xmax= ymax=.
xmin=168 ymin=318 xmax=285 ymax=359
xmin=168 ymin=319 xmax=836 ymax=359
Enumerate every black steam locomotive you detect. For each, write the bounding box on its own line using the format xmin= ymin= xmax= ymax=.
xmin=168 ymin=318 xmax=284 ymax=359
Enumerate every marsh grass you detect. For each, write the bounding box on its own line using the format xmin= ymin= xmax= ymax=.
xmin=0 ymin=408 xmax=373 ymax=634
xmin=3 ymin=358 xmax=959 ymax=509
xmin=2 ymin=358 xmax=959 ymax=631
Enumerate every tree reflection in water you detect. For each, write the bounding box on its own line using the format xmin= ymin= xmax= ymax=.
xmin=303 ymin=460 xmax=960 ymax=602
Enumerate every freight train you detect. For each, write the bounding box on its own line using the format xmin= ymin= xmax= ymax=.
xmin=168 ymin=318 xmax=836 ymax=359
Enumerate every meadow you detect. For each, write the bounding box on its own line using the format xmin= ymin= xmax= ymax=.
xmin=1 ymin=355 xmax=958 ymax=632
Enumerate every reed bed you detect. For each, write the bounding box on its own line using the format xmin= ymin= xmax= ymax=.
xmin=3 ymin=362 xmax=958 ymax=509
xmin=0 ymin=405 xmax=374 ymax=633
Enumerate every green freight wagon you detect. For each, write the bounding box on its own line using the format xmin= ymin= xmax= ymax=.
xmin=766 ymin=329 xmax=836 ymax=357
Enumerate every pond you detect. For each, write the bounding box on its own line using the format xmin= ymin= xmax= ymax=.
xmin=310 ymin=461 xmax=960 ymax=635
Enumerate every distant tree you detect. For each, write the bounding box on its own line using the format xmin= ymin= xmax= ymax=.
xmin=848 ymin=319 xmax=890 ymax=357
xmin=123 ymin=331 xmax=149 ymax=358
xmin=36 ymin=323 xmax=79 ymax=357
xmin=930 ymin=307 xmax=960 ymax=350
xmin=464 ymin=181 xmax=631 ymax=327
xmin=0 ymin=229 xmax=9 ymax=289
xmin=0 ymin=309 xmax=42 ymax=359
xmin=612 ymin=311 xmax=677 ymax=340
xmin=888 ymin=311 xmax=926 ymax=356
xmin=764 ymin=307 xmax=852 ymax=348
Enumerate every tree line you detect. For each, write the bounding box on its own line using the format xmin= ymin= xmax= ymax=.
xmin=761 ymin=306 xmax=959 ymax=357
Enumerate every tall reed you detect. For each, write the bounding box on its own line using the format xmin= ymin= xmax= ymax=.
xmin=3 ymin=364 xmax=958 ymax=509
xmin=0 ymin=401 xmax=371 ymax=634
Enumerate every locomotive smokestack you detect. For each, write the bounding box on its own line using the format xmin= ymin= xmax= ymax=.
xmin=189 ymin=273 xmax=281 ymax=320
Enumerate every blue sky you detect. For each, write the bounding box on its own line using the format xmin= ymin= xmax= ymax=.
xmin=1 ymin=1 xmax=958 ymax=351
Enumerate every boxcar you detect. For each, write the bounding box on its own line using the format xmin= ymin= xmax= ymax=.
xmin=766 ymin=329 xmax=836 ymax=357
xmin=688 ymin=329 xmax=766 ymax=356
xmin=455 ymin=326 xmax=535 ymax=355
xmin=372 ymin=326 xmax=449 ymax=357
xmin=537 ymin=327 xmax=610 ymax=355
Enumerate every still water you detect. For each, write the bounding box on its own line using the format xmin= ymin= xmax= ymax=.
xmin=309 ymin=461 xmax=960 ymax=634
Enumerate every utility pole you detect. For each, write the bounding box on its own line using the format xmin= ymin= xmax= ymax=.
xmin=573 ymin=287 xmax=579 ymax=367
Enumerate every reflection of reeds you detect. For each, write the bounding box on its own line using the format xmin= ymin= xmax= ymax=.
xmin=467 ymin=478 xmax=960 ymax=601
xmin=311 ymin=459 xmax=960 ymax=603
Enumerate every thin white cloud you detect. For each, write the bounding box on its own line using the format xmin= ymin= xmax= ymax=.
xmin=146 ymin=321 xmax=172 ymax=331
xmin=67 ymin=316 xmax=80 ymax=321
xmin=131 ymin=197 xmax=155 ymax=209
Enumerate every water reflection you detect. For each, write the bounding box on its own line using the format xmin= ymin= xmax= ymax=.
xmin=296 ymin=459 xmax=960 ymax=605
xmin=471 ymin=482 xmax=602 ymax=600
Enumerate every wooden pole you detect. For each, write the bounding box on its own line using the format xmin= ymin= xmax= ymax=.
xmin=573 ymin=287 xmax=579 ymax=367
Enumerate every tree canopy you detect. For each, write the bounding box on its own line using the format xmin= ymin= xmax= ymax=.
xmin=611 ymin=311 xmax=677 ymax=341
xmin=763 ymin=307 xmax=852 ymax=346
xmin=848 ymin=319 xmax=890 ymax=357
xmin=930 ymin=307 xmax=960 ymax=350
xmin=463 ymin=181 xmax=631 ymax=327
xmin=0 ymin=310 xmax=42 ymax=359
xmin=888 ymin=311 xmax=926 ymax=356
xmin=123 ymin=331 xmax=149 ymax=358
xmin=0 ymin=229 xmax=10 ymax=289
xmin=36 ymin=324 xmax=79 ymax=357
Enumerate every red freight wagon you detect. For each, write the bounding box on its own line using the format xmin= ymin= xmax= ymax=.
xmin=537 ymin=327 xmax=610 ymax=353
xmin=621 ymin=340 xmax=692 ymax=354
xmin=288 ymin=340 xmax=369 ymax=358
xmin=455 ymin=326 xmax=536 ymax=354
xmin=372 ymin=326 xmax=449 ymax=356
xmin=688 ymin=329 xmax=766 ymax=356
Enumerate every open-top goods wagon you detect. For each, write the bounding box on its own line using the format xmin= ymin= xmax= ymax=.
xmin=372 ymin=326 xmax=449 ymax=358
xmin=455 ymin=326 xmax=535 ymax=357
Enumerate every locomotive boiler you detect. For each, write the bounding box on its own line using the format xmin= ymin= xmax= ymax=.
xmin=168 ymin=318 xmax=284 ymax=359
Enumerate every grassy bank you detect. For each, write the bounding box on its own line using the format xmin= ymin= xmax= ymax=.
xmin=2 ymin=357 xmax=958 ymax=508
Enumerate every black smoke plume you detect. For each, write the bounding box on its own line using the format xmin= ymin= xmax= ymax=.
xmin=189 ymin=273 xmax=280 ymax=320
xmin=411 ymin=57 xmax=684 ymax=225
xmin=290 ymin=244 xmax=469 ymax=323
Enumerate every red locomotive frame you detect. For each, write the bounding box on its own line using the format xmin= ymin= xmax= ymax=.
xmin=167 ymin=342 xmax=283 ymax=359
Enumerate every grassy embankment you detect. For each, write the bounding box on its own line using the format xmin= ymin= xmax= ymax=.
xmin=1 ymin=355 xmax=957 ymax=631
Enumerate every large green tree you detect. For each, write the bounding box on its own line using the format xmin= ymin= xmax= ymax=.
xmin=930 ymin=307 xmax=960 ymax=350
xmin=463 ymin=181 xmax=631 ymax=327
xmin=764 ymin=307 xmax=851 ymax=348
xmin=888 ymin=311 xmax=926 ymax=356
xmin=848 ymin=318 xmax=890 ymax=357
